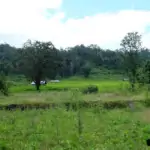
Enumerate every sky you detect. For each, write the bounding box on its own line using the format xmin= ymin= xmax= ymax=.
xmin=0 ymin=0 xmax=150 ymax=49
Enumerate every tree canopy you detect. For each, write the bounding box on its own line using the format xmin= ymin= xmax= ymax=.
xmin=18 ymin=40 xmax=60 ymax=90
xmin=120 ymin=32 xmax=142 ymax=90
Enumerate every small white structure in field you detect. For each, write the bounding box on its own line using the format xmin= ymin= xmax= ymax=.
xmin=40 ymin=81 xmax=46 ymax=85
xmin=31 ymin=81 xmax=35 ymax=85
xmin=50 ymin=80 xmax=60 ymax=83
xmin=31 ymin=81 xmax=47 ymax=85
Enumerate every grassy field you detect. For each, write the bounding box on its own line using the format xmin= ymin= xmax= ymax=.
xmin=0 ymin=107 xmax=150 ymax=149
xmin=0 ymin=91 xmax=145 ymax=105
xmin=10 ymin=79 xmax=130 ymax=93
xmin=1 ymin=78 xmax=150 ymax=149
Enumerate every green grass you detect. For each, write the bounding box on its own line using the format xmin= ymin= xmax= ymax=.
xmin=0 ymin=107 xmax=149 ymax=149
xmin=0 ymin=91 xmax=145 ymax=105
xmin=9 ymin=79 xmax=130 ymax=93
xmin=1 ymin=77 xmax=150 ymax=149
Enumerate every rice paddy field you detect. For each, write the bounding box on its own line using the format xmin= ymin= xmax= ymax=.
xmin=1 ymin=78 xmax=150 ymax=149
xmin=10 ymin=79 xmax=130 ymax=93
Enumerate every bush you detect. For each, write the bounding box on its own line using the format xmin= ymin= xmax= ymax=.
xmin=7 ymin=81 xmax=18 ymax=87
xmin=144 ymin=91 xmax=150 ymax=107
xmin=103 ymin=101 xmax=128 ymax=109
xmin=0 ymin=73 xmax=9 ymax=96
xmin=145 ymin=98 xmax=150 ymax=107
xmin=136 ymin=67 xmax=146 ymax=86
xmin=82 ymin=85 xmax=98 ymax=94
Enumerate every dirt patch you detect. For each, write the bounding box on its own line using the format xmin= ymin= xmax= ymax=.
xmin=138 ymin=109 xmax=150 ymax=123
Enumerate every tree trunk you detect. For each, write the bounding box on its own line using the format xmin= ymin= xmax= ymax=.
xmin=129 ymin=76 xmax=135 ymax=92
xmin=35 ymin=77 xmax=41 ymax=91
xmin=36 ymin=83 xmax=40 ymax=91
xmin=131 ymin=82 xmax=135 ymax=92
xmin=129 ymin=72 xmax=135 ymax=92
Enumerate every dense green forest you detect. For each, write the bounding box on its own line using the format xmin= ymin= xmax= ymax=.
xmin=1 ymin=37 xmax=150 ymax=78
xmin=1 ymin=43 xmax=124 ymax=77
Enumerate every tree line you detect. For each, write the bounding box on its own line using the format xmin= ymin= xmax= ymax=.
xmin=0 ymin=32 xmax=150 ymax=92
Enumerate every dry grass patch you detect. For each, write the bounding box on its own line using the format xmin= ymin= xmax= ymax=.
xmin=0 ymin=91 xmax=145 ymax=106
xmin=138 ymin=109 xmax=150 ymax=123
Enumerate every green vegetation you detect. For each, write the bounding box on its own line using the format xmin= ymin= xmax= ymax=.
xmin=0 ymin=79 xmax=150 ymax=149
xmin=0 ymin=90 xmax=144 ymax=105
xmin=19 ymin=40 xmax=60 ymax=91
xmin=1 ymin=31 xmax=150 ymax=149
xmin=0 ymin=109 xmax=148 ymax=149
xmin=120 ymin=32 xmax=142 ymax=91
xmin=82 ymin=85 xmax=99 ymax=94
xmin=0 ymin=31 xmax=150 ymax=92
xmin=81 ymin=62 xmax=92 ymax=78
xmin=0 ymin=72 xmax=9 ymax=96
xmin=9 ymin=79 xmax=130 ymax=93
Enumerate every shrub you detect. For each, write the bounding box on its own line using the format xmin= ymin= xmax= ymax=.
xmin=144 ymin=90 xmax=150 ymax=107
xmin=82 ymin=64 xmax=92 ymax=78
xmin=7 ymin=81 xmax=18 ymax=87
xmin=0 ymin=72 xmax=9 ymax=96
xmin=103 ymin=101 xmax=128 ymax=109
xmin=82 ymin=85 xmax=98 ymax=94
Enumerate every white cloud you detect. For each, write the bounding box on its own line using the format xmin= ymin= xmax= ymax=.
xmin=58 ymin=10 xmax=150 ymax=49
xmin=0 ymin=0 xmax=150 ymax=50
xmin=142 ymin=32 xmax=150 ymax=48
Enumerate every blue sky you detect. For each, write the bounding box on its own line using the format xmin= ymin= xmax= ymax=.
xmin=0 ymin=0 xmax=150 ymax=49
xmin=60 ymin=0 xmax=150 ymax=19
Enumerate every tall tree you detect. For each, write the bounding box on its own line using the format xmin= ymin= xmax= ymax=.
xmin=18 ymin=40 xmax=59 ymax=91
xmin=143 ymin=60 xmax=150 ymax=88
xmin=81 ymin=62 xmax=92 ymax=78
xmin=120 ymin=32 xmax=142 ymax=91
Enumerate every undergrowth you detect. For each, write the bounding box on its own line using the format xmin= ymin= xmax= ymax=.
xmin=0 ymin=107 xmax=148 ymax=149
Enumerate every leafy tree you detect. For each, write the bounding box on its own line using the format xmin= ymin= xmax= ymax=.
xmin=120 ymin=32 xmax=142 ymax=91
xmin=136 ymin=67 xmax=145 ymax=86
xmin=18 ymin=40 xmax=59 ymax=91
xmin=136 ymin=60 xmax=150 ymax=90
xmin=143 ymin=60 xmax=150 ymax=90
xmin=81 ymin=62 xmax=92 ymax=78
xmin=0 ymin=44 xmax=17 ymax=75
xmin=2 ymin=40 xmax=150 ymax=81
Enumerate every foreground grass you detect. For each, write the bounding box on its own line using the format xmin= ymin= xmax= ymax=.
xmin=0 ymin=89 xmax=150 ymax=149
xmin=0 ymin=108 xmax=149 ymax=149
xmin=1 ymin=76 xmax=149 ymax=149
